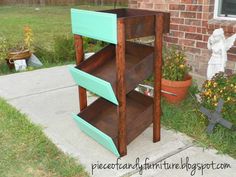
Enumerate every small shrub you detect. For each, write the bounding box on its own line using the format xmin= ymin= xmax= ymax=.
xmin=34 ymin=45 xmax=55 ymax=64
xmin=34 ymin=35 xmax=75 ymax=64
xmin=83 ymin=37 xmax=106 ymax=52
xmin=200 ymin=72 xmax=236 ymax=125
xmin=53 ymin=35 xmax=75 ymax=63
xmin=0 ymin=36 xmax=8 ymax=64
xmin=162 ymin=46 xmax=191 ymax=81
xmin=189 ymin=81 xmax=200 ymax=95
xmin=35 ymin=35 xmax=105 ymax=65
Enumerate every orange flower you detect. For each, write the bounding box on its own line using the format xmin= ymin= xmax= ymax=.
xmin=24 ymin=26 xmax=33 ymax=49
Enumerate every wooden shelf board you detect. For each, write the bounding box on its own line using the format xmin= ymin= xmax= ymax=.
xmin=78 ymin=91 xmax=153 ymax=146
xmin=99 ymin=8 xmax=170 ymax=38
xmin=77 ymin=41 xmax=154 ymax=95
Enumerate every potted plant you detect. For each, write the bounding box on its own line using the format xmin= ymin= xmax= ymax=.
xmin=7 ymin=26 xmax=33 ymax=69
xmin=162 ymin=47 xmax=192 ymax=103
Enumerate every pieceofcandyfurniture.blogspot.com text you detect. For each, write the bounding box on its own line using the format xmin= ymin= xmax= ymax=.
xmin=91 ymin=156 xmax=231 ymax=176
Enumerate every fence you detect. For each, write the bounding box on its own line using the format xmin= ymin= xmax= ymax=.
xmin=0 ymin=0 xmax=77 ymax=5
xmin=0 ymin=0 xmax=128 ymax=5
xmin=80 ymin=0 xmax=127 ymax=5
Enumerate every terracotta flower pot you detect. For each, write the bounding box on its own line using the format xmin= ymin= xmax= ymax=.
xmin=6 ymin=49 xmax=31 ymax=69
xmin=161 ymin=75 xmax=192 ymax=103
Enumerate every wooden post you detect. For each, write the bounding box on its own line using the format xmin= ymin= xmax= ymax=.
xmin=74 ymin=35 xmax=87 ymax=111
xmin=116 ymin=19 xmax=127 ymax=156
xmin=153 ymin=14 xmax=164 ymax=142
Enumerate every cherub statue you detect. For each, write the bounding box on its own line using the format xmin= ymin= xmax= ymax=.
xmin=207 ymin=28 xmax=236 ymax=80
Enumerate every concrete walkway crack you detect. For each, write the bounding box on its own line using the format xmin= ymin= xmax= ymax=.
xmin=120 ymin=143 xmax=193 ymax=177
xmin=7 ymin=84 xmax=76 ymax=101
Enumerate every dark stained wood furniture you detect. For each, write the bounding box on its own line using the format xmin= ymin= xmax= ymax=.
xmin=71 ymin=8 xmax=170 ymax=157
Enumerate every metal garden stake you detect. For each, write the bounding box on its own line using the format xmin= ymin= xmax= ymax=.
xmin=200 ymin=99 xmax=233 ymax=134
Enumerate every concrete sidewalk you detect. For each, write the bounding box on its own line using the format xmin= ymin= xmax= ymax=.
xmin=0 ymin=65 xmax=235 ymax=177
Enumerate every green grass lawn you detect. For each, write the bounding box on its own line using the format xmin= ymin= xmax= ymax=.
xmin=0 ymin=97 xmax=89 ymax=177
xmin=162 ymin=95 xmax=236 ymax=159
xmin=0 ymin=5 xmax=119 ymax=75
xmin=0 ymin=5 xmax=116 ymax=48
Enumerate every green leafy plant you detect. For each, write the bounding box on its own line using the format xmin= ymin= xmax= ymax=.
xmin=34 ymin=35 xmax=75 ymax=64
xmin=162 ymin=46 xmax=191 ymax=81
xmin=34 ymin=45 xmax=55 ymax=64
xmin=0 ymin=36 xmax=8 ymax=63
xmin=53 ymin=35 xmax=75 ymax=63
xmin=35 ymin=35 xmax=106 ymax=65
xmin=200 ymin=72 xmax=236 ymax=125
xmin=83 ymin=37 xmax=106 ymax=52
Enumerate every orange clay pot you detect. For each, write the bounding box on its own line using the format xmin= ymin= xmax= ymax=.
xmin=161 ymin=75 xmax=192 ymax=104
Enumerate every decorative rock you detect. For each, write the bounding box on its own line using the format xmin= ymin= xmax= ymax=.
xmin=14 ymin=59 xmax=27 ymax=71
xmin=27 ymin=54 xmax=43 ymax=68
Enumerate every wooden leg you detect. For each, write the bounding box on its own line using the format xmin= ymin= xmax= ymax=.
xmin=116 ymin=19 xmax=127 ymax=156
xmin=74 ymin=35 xmax=87 ymax=111
xmin=79 ymin=87 xmax=87 ymax=111
xmin=153 ymin=14 xmax=164 ymax=142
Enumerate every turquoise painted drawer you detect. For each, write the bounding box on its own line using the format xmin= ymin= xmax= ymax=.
xmin=69 ymin=65 xmax=118 ymax=105
xmin=72 ymin=113 xmax=120 ymax=157
xmin=71 ymin=9 xmax=117 ymax=44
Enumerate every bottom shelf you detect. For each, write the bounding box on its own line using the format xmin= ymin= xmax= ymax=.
xmin=73 ymin=90 xmax=153 ymax=156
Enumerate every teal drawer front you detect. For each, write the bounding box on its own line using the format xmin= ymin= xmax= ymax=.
xmin=68 ymin=66 xmax=118 ymax=105
xmin=72 ymin=113 xmax=120 ymax=157
xmin=71 ymin=8 xmax=117 ymax=44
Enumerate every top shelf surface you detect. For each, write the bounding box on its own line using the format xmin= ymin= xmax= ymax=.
xmin=100 ymin=8 xmax=168 ymax=19
xmin=100 ymin=8 xmax=170 ymax=34
xmin=71 ymin=8 xmax=170 ymax=43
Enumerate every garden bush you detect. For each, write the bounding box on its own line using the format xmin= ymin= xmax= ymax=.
xmin=34 ymin=45 xmax=55 ymax=64
xmin=35 ymin=35 xmax=105 ymax=65
xmin=35 ymin=35 xmax=75 ymax=64
xmin=200 ymin=72 xmax=236 ymax=125
xmin=83 ymin=37 xmax=106 ymax=53
xmin=53 ymin=35 xmax=76 ymax=63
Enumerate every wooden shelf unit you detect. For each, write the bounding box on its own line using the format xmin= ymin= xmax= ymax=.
xmin=69 ymin=8 xmax=170 ymax=157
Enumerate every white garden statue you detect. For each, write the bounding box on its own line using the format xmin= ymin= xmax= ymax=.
xmin=207 ymin=28 xmax=236 ymax=80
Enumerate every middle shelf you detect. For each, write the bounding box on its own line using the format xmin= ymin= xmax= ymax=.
xmin=69 ymin=41 xmax=154 ymax=105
